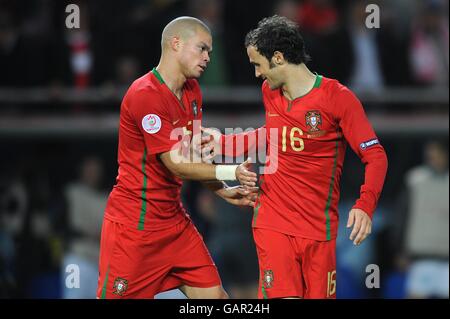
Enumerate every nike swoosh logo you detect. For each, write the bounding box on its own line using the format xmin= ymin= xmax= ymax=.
xmin=267 ymin=112 xmax=279 ymax=117
xmin=172 ymin=119 xmax=180 ymax=125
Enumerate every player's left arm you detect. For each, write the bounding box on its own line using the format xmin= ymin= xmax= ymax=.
xmin=336 ymin=86 xmax=388 ymax=245
xmin=201 ymin=126 xmax=267 ymax=161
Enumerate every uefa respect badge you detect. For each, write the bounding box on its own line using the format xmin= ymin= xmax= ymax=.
xmin=142 ymin=114 xmax=162 ymax=134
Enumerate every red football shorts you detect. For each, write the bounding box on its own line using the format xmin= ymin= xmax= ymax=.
xmin=97 ymin=217 xmax=221 ymax=298
xmin=253 ymin=228 xmax=336 ymax=299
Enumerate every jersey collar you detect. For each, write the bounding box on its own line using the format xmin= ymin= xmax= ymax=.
xmin=151 ymin=67 xmax=165 ymax=84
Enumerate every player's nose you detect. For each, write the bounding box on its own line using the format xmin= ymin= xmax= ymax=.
xmin=203 ymin=51 xmax=210 ymax=63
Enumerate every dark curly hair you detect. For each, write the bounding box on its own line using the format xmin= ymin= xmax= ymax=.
xmin=245 ymin=15 xmax=311 ymax=65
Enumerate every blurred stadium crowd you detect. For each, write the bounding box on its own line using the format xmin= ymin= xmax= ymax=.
xmin=0 ymin=0 xmax=448 ymax=298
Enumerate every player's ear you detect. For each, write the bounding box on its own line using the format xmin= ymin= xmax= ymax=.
xmin=171 ymin=36 xmax=181 ymax=52
xmin=273 ymin=51 xmax=285 ymax=65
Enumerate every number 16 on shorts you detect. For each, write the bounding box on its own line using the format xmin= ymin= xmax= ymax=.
xmin=327 ymin=270 xmax=337 ymax=297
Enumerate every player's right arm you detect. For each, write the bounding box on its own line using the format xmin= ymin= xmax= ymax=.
xmin=159 ymin=151 xmax=256 ymax=186
xmin=127 ymin=89 xmax=257 ymax=186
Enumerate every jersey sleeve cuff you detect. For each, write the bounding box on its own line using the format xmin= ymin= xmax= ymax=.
xmin=352 ymin=202 xmax=375 ymax=219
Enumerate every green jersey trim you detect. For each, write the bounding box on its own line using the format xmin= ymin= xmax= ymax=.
xmin=151 ymin=67 xmax=165 ymax=84
xmin=138 ymin=148 xmax=148 ymax=230
xmin=324 ymin=139 xmax=339 ymax=240
xmin=100 ymin=266 xmax=110 ymax=299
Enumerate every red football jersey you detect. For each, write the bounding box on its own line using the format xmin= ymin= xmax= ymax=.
xmin=105 ymin=68 xmax=203 ymax=230
xmin=222 ymin=75 xmax=387 ymax=241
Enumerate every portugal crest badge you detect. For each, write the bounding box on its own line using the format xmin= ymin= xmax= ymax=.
xmin=305 ymin=110 xmax=322 ymax=132
xmin=113 ymin=277 xmax=128 ymax=296
xmin=263 ymin=270 xmax=274 ymax=289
